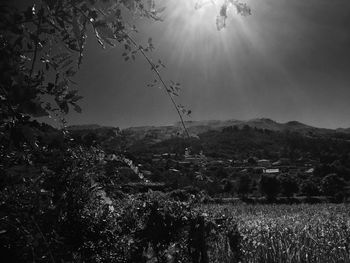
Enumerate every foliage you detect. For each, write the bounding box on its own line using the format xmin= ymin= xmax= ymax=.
xmin=0 ymin=145 xmax=109 ymax=262
xmin=279 ymin=174 xmax=299 ymax=198
xmin=321 ymin=173 xmax=345 ymax=198
xmin=0 ymin=0 xmax=190 ymax=148
xmin=114 ymin=193 xmax=242 ymax=263
xmin=236 ymin=175 xmax=251 ymax=198
xmin=1 ymin=162 xmax=242 ymax=263
xmin=194 ymin=0 xmax=251 ymax=30
xmin=0 ymin=1 xmax=253 ymax=262
xmin=259 ymin=175 xmax=280 ymax=200
xmin=299 ymin=177 xmax=321 ymax=198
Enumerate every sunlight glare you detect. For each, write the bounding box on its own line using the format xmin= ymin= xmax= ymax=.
xmin=158 ymin=0 xmax=250 ymax=71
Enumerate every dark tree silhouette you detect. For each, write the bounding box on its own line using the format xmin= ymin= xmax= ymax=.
xmin=259 ymin=175 xmax=280 ymax=201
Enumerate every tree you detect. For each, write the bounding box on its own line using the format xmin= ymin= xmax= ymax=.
xmin=215 ymin=166 xmax=228 ymax=179
xmin=247 ymin=157 xmax=257 ymax=166
xmin=259 ymin=175 xmax=280 ymax=201
xmin=320 ymin=173 xmax=345 ymax=198
xmin=236 ymin=174 xmax=251 ymax=198
xmin=300 ymin=177 xmax=320 ymax=198
xmin=0 ymin=1 xmax=251 ymax=261
xmin=279 ymin=174 xmax=298 ymax=198
xmin=1 ymin=0 xmax=251 ymax=147
xmin=0 ymin=0 xmax=187 ymax=144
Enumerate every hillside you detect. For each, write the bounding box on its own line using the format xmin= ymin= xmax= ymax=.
xmin=128 ymin=125 xmax=350 ymax=162
xmin=67 ymin=118 xmax=350 ymax=152
xmin=123 ymin=118 xmax=347 ymax=142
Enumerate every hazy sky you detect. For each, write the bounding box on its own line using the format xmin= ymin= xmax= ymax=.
xmin=66 ymin=0 xmax=350 ymax=129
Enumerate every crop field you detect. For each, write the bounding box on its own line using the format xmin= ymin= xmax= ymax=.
xmin=201 ymin=204 xmax=350 ymax=263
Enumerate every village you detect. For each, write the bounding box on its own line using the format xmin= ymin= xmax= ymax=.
xmin=101 ymin=146 xmax=326 ymax=200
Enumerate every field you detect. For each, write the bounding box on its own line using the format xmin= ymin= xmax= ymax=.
xmin=201 ymin=204 xmax=350 ymax=263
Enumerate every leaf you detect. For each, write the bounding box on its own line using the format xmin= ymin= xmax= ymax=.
xmin=220 ymin=3 xmax=228 ymax=18
xmin=216 ymin=15 xmax=226 ymax=31
xmin=96 ymin=24 xmax=115 ymax=39
xmin=73 ymin=104 xmax=82 ymax=113
xmin=59 ymin=101 xmax=69 ymax=114
xmin=234 ymin=2 xmax=251 ymax=16
xmin=65 ymin=67 xmax=76 ymax=77
xmin=64 ymin=90 xmax=79 ymax=100
xmin=72 ymin=95 xmax=83 ymax=102
xmin=147 ymin=38 xmax=154 ymax=50
xmin=95 ymin=25 xmax=115 ymax=47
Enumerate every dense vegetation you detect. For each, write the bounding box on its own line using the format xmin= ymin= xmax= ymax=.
xmin=113 ymin=125 xmax=349 ymax=201
xmin=129 ymin=125 xmax=350 ymax=162
xmin=1 ymin=0 xmax=349 ymax=262
xmin=201 ymin=203 xmax=350 ymax=263
xmin=0 ymin=0 xmax=250 ymax=262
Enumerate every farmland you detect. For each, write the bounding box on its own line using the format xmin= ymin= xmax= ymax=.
xmin=200 ymin=204 xmax=350 ymax=263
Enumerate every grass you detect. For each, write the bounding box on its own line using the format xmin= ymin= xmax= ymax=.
xmin=200 ymin=204 xmax=350 ymax=263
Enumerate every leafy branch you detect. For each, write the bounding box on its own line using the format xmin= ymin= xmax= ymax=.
xmin=126 ymin=35 xmax=190 ymax=138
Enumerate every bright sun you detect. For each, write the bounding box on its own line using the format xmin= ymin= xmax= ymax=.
xmin=164 ymin=0 xmax=239 ymax=31
xmin=156 ymin=0 xmax=252 ymax=67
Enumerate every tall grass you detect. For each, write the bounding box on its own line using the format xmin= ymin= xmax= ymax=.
xmin=201 ymin=204 xmax=350 ymax=263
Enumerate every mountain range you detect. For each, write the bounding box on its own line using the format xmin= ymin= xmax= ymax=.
xmin=67 ymin=118 xmax=350 ymax=144
xmin=120 ymin=118 xmax=350 ymax=142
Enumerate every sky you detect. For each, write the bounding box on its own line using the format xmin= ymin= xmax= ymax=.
xmin=65 ymin=0 xmax=350 ymax=129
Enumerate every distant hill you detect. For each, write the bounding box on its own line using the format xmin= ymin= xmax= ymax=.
xmin=65 ymin=120 xmax=350 ymax=163
xmin=67 ymin=124 xmax=118 ymax=131
xmin=123 ymin=118 xmax=346 ymax=142
xmin=129 ymin=123 xmax=350 ymax=163
xmin=67 ymin=118 xmax=350 ymax=146
xmin=336 ymin=128 xmax=350 ymax=134
xmin=181 ymin=118 xmax=334 ymax=135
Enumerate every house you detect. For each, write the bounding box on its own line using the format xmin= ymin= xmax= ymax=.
xmin=263 ymin=168 xmax=280 ymax=174
xmin=305 ymin=168 xmax=314 ymax=174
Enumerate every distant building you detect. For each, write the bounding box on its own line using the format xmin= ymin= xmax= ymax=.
xmin=263 ymin=168 xmax=280 ymax=174
xmin=305 ymin=168 xmax=314 ymax=174
xmin=184 ymin=148 xmax=207 ymax=165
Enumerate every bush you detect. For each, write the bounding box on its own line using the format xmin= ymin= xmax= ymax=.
xmin=115 ymin=192 xmax=242 ymax=263
xmin=0 ymin=144 xmax=242 ymax=262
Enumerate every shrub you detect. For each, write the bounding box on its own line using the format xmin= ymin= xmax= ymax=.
xmin=0 ymin=144 xmax=242 ymax=262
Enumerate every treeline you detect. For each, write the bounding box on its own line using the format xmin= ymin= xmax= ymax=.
xmin=202 ymin=126 xmax=350 ymax=162
xmin=127 ymin=125 xmax=350 ymax=165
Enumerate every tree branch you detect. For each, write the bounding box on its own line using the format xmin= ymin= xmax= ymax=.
xmin=126 ymin=35 xmax=190 ymax=138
